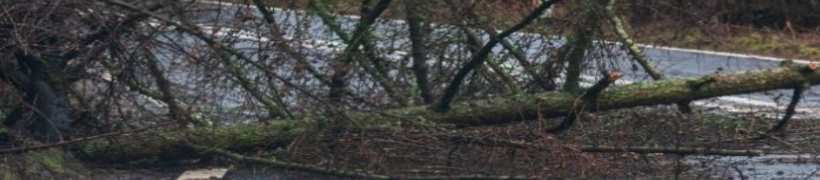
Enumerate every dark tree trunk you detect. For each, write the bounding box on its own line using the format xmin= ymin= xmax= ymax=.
xmin=6 ymin=53 xmax=73 ymax=142
xmin=404 ymin=0 xmax=434 ymax=104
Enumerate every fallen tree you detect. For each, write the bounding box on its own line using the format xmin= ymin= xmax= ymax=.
xmin=374 ymin=62 xmax=819 ymax=127
xmin=75 ymin=62 xmax=818 ymax=162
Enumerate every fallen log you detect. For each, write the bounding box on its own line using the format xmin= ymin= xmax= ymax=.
xmin=374 ymin=63 xmax=819 ymax=127
xmin=75 ymin=121 xmax=308 ymax=163
xmin=78 ymin=63 xmax=818 ymax=162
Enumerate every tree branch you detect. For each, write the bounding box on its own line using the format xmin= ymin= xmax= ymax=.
xmin=461 ymin=28 xmax=520 ymax=93
xmin=312 ymin=0 xmax=394 ymax=103
xmin=605 ymin=0 xmax=663 ymax=80
xmin=606 ymin=0 xmax=693 ymax=113
xmin=764 ymin=84 xmax=807 ymax=134
xmin=142 ymin=48 xmax=195 ymax=126
xmin=99 ymin=0 xmax=292 ymax=119
xmin=252 ymin=0 xmax=331 ymax=85
xmin=436 ymin=0 xmax=558 ymax=112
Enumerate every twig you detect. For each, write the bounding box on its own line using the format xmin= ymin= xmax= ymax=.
xmin=754 ymin=131 xmax=804 ymax=152
xmin=100 ymin=0 xmax=293 ymax=120
xmin=189 ymin=144 xmax=536 ymax=180
xmin=251 ymin=0 xmax=331 ymax=85
xmin=435 ymin=0 xmax=558 ymax=112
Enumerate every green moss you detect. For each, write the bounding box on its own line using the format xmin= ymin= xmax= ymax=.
xmin=28 ymin=150 xmax=67 ymax=174
xmin=75 ymin=121 xmax=311 ymax=166
xmin=798 ymin=45 xmax=820 ymax=57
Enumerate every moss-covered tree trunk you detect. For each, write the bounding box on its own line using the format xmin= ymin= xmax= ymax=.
xmin=80 ymin=63 xmax=820 ymax=161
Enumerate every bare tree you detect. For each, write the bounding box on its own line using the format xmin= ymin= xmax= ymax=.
xmin=1 ymin=0 xmax=818 ymax=178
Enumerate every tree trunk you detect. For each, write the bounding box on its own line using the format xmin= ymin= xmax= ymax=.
xmin=79 ymin=63 xmax=820 ymax=161
xmin=559 ymin=0 xmax=602 ymax=92
xmin=5 ymin=53 xmax=73 ymax=142
xmin=404 ymin=0 xmax=434 ymax=104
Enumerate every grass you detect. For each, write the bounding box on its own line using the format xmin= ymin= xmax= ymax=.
xmin=635 ymin=23 xmax=820 ymax=60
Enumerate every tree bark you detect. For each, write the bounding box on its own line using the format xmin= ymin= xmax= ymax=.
xmin=462 ymin=28 xmax=521 ymax=93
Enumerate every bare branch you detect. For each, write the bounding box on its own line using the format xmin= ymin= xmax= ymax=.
xmin=436 ymin=0 xmax=558 ymax=112
xmin=308 ymin=0 xmax=402 ymax=104
xmin=99 ymin=0 xmax=292 ymax=119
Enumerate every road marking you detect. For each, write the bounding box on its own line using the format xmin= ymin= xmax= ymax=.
xmin=636 ymin=44 xmax=813 ymax=64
